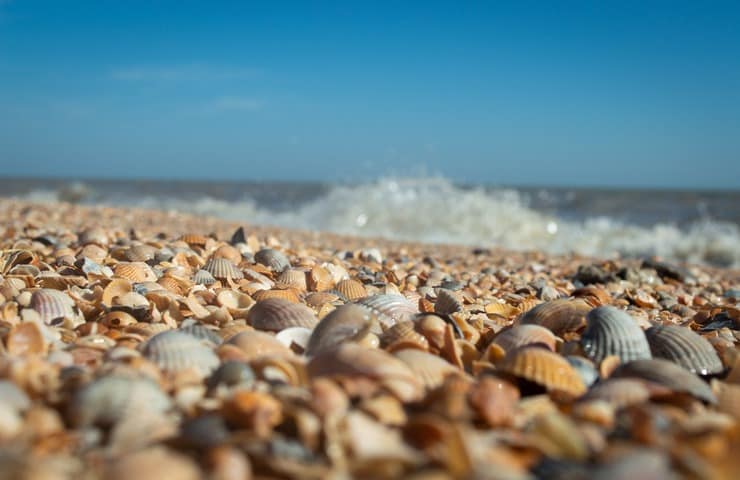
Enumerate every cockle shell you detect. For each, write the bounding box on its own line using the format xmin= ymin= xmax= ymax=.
xmin=496 ymin=346 xmax=587 ymax=396
xmin=277 ymin=268 xmax=308 ymax=291
xmin=305 ymin=304 xmax=380 ymax=356
xmin=645 ymin=324 xmax=724 ymax=376
xmin=247 ymin=298 xmax=318 ymax=331
xmin=251 ymin=288 xmax=301 ymax=303
xmin=517 ymin=298 xmax=590 ymax=335
xmin=334 ymin=279 xmax=367 ymax=301
xmin=193 ymin=269 xmax=217 ymax=286
xmin=114 ymin=262 xmax=157 ymax=283
xmin=611 ymin=358 xmax=716 ymax=404
xmin=203 ymin=258 xmax=243 ymax=281
xmin=580 ymin=378 xmax=660 ymax=409
xmin=225 ymin=330 xmax=295 ymax=361
xmin=434 ymin=288 xmax=464 ymax=315
xmin=355 ymin=294 xmax=418 ymax=329
xmin=179 ymin=322 xmax=223 ymax=346
xmin=490 ymin=324 xmax=557 ymax=353
xmin=381 ymin=320 xmax=430 ymax=351
xmin=580 ymin=306 xmax=651 ymax=364
xmin=393 ymin=348 xmax=461 ymax=390
xmin=254 ymin=248 xmax=291 ymax=273
xmin=141 ymin=330 xmax=220 ymax=377
xmin=29 ymin=288 xmax=77 ymax=325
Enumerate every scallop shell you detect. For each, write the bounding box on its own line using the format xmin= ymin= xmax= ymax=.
xmin=491 ymin=324 xmax=557 ymax=353
xmin=381 ymin=320 xmax=430 ymax=351
xmin=355 ymin=294 xmax=418 ymax=329
xmin=517 ymin=298 xmax=590 ymax=335
xmin=277 ymin=269 xmax=308 ymax=291
xmin=211 ymin=244 xmax=242 ymax=265
xmin=611 ymin=358 xmax=716 ymax=404
xmin=180 ymin=233 xmax=209 ymax=247
xmin=579 ymin=378 xmax=654 ymax=409
xmin=193 ymin=269 xmax=217 ymax=286
xmin=305 ymin=304 xmax=380 ymax=356
xmin=645 ymin=324 xmax=724 ymax=376
xmin=179 ymin=322 xmax=223 ymax=346
xmin=393 ymin=348 xmax=460 ymax=390
xmin=496 ymin=346 xmax=587 ymax=396
xmin=434 ymin=288 xmax=463 ymax=315
xmin=69 ymin=376 xmax=172 ymax=427
xmin=141 ymin=330 xmax=220 ymax=377
xmin=251 ymin=288 xmax=300 ymax=303
xmin=254 ymin=248 xmax=290 ymax=273
xmin=29 ymin=288 xmax=77 ymax=324
xmin=225 ymin=330 xmax=295 ymax=361
xmin=580 ymin=306 xmax=651 ymax=364
xmin=247 ymin=298 xmax=318 ymax=331
xmin=123 ymin=245 xmax=158 ymax=263
xmin=114 ymin=262 xmax=157 ymax=283
xmin=335 ymin=279 xmax=367 ymax=301
xmin=203 ymin=258 xmax=244 ymax=281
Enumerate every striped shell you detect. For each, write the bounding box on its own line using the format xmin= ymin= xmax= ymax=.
xmin=123 ymin=245 xmax=158 ymax=263
xmin=179 ymin=322 xmax=223 ymax=346
xmin=69 ymin=376 xmax=171 ymax=427
xmin=276 ymin=269 xmax=308 ymax=291
xmin=141 ymin=330 xmax=220 ymax=377
xmin=335 ymin=279 xmax=367 ymax=301
xmin=355 ymin=294 xmax=418 ymax=329
xmin=496 ymin=346 xmax=587 ymax=396
xmin=434 ymin=288 xmax=463 ymax=315
xmin=611 ymin=358 xmax=716 ymax=404
xmin=580 ymin=306 xmax=651 ymax=364
xmin=579 ymin=378 xmax=653 ymax=409
xmin=247 ymin=298 xmax=318 ymax=331
xmin=381 ymin=320 xmax=430 ymax=351
xmin=114 ymin=262 xmax=157 ymax=282
xmin=179 ymin=234 xmax=209 ymax=247
xmin=193 ymin=269 xmax=216 ymax=286
xmin=492 ymin=324 xmax=557 ymax=353
xmin=645 ymin=325 xmax=724 ymax=376
xmin=29 ymin=288 xmax=76 ymax=324
xmin=203 ymin=258 xmax=243 ymax=281
xmin=211 ymin=244 xmax=242 ymax=265
xmin=306 ymin=304 xmax=380 ymax=356
xmin=251 ymin=288 xmax=301 ymax=303
xmin=517 ymin=298 xmax=590 ymax=335
xmin=254 ymin=248 xmax=290 ymax=273
xmin=393 ymin=348 xmax=460 ymax=389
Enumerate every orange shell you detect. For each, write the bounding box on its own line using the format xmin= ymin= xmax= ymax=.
xmin=335 ymin=279 xmax=367 ymax=301
xmin=497 ymin=346 xmax=587 ymax=396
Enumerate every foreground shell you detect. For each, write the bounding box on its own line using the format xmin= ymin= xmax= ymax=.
xmin=355 ymin=294 xmax=418 ymax=329
xmin=580 ymin=306 xmax=651 ymax=364
xmin=496 ymin=346 xmax=587 ymax=396
xmin=203 ymin=258 xmax=244 ymax=281
xmin=305 ymin=304 xmax=380 ymax=356
xmin=579 ymin=378 xmax=654 ymax=409
xmin=645 ymin=324 xmax=724 ymax=376
xmin=29 ymin=288 xmax=77 ymax=324
xmin=247 ymin=298 xmax=318 ymax=331
xmin=611 ymin=358 xmax=716 ymax=404
xmin=517 ymin=298 xmax=590 ymax=334
xmin=141 ymin=330 xmax=220 ymax=377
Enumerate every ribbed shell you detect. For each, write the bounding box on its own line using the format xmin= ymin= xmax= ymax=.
xmin=611 ymin=358 xmax=716 ymax=404
xmin=247 ymin=298 xmax=318 ymax=331
xmin=492 ymin=325 xmax=557 ymax=352
xmin=203 ymin=258 xmax=243 ymax=281
xmin=179 ymin=323 xmax=223 ymax=346
xmin=179 ymin=234 xmax=209 ymax=247
xmin=123 ymin=245 xmax=157 ymax=263
xmin=211 ymin=244 xmax=242 ymax=265
xmin=30 ymin=288 xmax=76 ymax=324
xmin=517 ymin=298 xmax=590 ymax=334
xmin=394 ymin=348 xmax=460 ymax=390
xmin=306 ymin=304 xmax=379 ymax=356
xmin=251 ymin=288 xmax=301 ymax=303
xmin=645 ymin=325 xmax=724 ymax=376
xmin=114 ymin=262 xmax=157 ymax=282
xmin=355 ymin=294 xmax=418 ymax=329
xmin=141 ymin=330 xmax=220 ymax=377
xmin=254 ymin=248 xmax=290 ymax=273
xmin=580 ymin=378 xmax=652 ymax=408
xmin=335 ymin=279 xmax=367 ymax=301
xmin=381 ymin=320 xmax=430 ymax=350
xmin=68 ymin=376 xmax=171 ymax=428
xmin=496 ymin=346 xmax=587 ymax=396
xmin=276 ymin=269 xmax=308 ymax=291
xmin=580 ymin=306 xmax=651 ymax=363
xmin=434 ymin=288 xmax=463 ymax=315
xmin=193 ymin=269 xmax=216 ymax=285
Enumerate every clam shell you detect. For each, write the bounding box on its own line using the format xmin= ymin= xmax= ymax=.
xmin=7 ymin=321 xmax=47 ymax=355
xmin=381 ymin=320 xmax=430 ymax=351
xmin=141 ymin=330 xmax=220 ymax=377
xmin=355 ymin=294 xmax=418 ymax=329
xmin=335 ymin=279 xmax=367 ymax=301
xmin=305 ymin=291 xmax=341 ymax=308
xmin=580 ymin=306 xmax=651 ymax=364
xmin=123 ymin=245 xmax=157 ymax=263
xmin=203 ymin=258 xmax=244 ymax=281
xmin=580 ymin=378 xmax=653 ymax=408
xmin=611 ymin=358 xmax=716 ymax=404
xmin=305 ymin=304 xmax=380 ymax=356
xmin=434 ymin=288 xmax=463 ymax=315
xmin=491 ymin=324 xmax=557 ymax=353
xmin=393 ymin=348 xmax=460 ymax=389
xmin=645 ymin=325 xmax=724 ymax=376
xmin=225 ymin=330 xmax=294 ymax=361
xmin=193 ymin=269 xmax=216 ymax=286
xmin=254 ymin=248 xmax=290 ymax=272
xmin=496 ymin=346 xmax=587 ymax=396
xmin=29 ymin=288 xmax=77 ymax=324
xmin=114 ymin=262 xmax=157 ymax=283
xmin=211 ymin=244 xmax=242 ymax=265
xmin=247 ymin=298 xmax=318 ymax=331
xmin=517 ymin=298 xmax=590 ymax=335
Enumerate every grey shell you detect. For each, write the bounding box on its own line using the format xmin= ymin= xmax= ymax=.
xmin=141 ymin=330 xmax=220 ymax=377
xmin=254 ymin=248 xmax=291 ymax=273
xmin=645 ymin=324 xmax=724 ymax=376
xmin=611 ymin=358 xmax=716 ymax=404
xmin=354 ymin=294 xmax=418 ymax=329
xmin=580 ymin=306 xmax=651 ymax=364
xmin=305 ymin=304 xmax=379 ymax=356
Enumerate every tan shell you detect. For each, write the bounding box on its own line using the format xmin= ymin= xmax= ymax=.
xmin=276 ymin=268 xmax=308 ymax=291
xmin=355 ymin=294 xmax=418 ymax=329
xmin=335 ymin=279 xmax=367 ymax=301
xmin=29 ymin=288 xmax=77 ymax=324
xmin=517 ymin=298 xmax=591 ymax=335
xmin=211 ymin=244 xmax=242 ymax=265
xmin=179 ymin=233 xmax=209 ymax=247
xmin=305 ymin=304 xmax=380 ymax=356
xmin=490 ymin=324 xmax=557 ymax=353
xmin=247 ymin=298 xmax=318 ymax=331
xmin=7 ymin=322 xmax=47 ymax=355
xmin=251 ymin=288 xmax=301 ymax=303
xmin=141 ymin=330 xmax=220 ymax=377
xmin=225 ymin=330 xmax=295 ymax=361
xmin=579 ymin=378 xmax=655 ymax=409
xmin=114 ymin=262 xmax=157 ymax=283
xmin=305 ymin=291 xmax=341 ymax=308
xmin=469 ymin=376 xmax=520 ymax=427
xmin=122 ymin=244 xmax=158 ymax=263
xmin=393 ymin=348 xmax=460 ymax=390
xmin=308 ymin=265 xmax=334 ymax=291
xmin=216 ymin=289 xmax=255 ymax=318
xmin=496 ymin=346 xmax=587 ymax=396
xmin=102 ymin=279 xmax=134 ymax=306
xmin=381 ymin=320 xmax=430 ymax=351
xmin=203 ymin=258 xmax=244 ymax=281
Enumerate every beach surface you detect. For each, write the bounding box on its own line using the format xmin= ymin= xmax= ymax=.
xmin=0 ymin=199 xmax=739 ymax=479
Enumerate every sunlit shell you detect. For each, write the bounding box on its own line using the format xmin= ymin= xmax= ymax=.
xmin=413 ymin=313 xmax=448 ymax=351
xmin=211 ymin=244 xmax=242 ymax=265
xmin=141 ymin=330 xmax=220 ymax=377
xmin=307 ymin=265 xmax=334 ymax=291
xmin=216 ymin=289 xmax=255 ymax=318
xmin=277 ymin=268 xmax=308 ymax=291
xmin=484 ymin=302 xmax=520 ymax=319
xmin=517 ymin=298 xmax=590 ymax=335
xmin=254 ymin=248 xmax=291 ymax=273
xmin=251 ymin=288 xmax=301 ymax=303
xmin=193 ymin=269 xmax=217 ymax=286
xmin=305 ymin=291 xmax=341 ymax=308
xmin=180 ymin=233 xmax=209 ymax=247
xmin=7 ymin=322 xmax=47 ymax=355
xmin=225 ymin=330 xmax=294 ymax=361
xmin=381 ymin=320 xmax=429 ymax=351
xmin=335 ymin=279 xmax=367 ymax=301
xmin=114 ymin=262 xmax=157 ymax=283
xmin=275 ymin=326 xmax=313 ymax=352
xmin=469 ymin=376 xmax=520 ymax=428
xmin=247 ymin=298 xmax=318 ymax=331
xmin=69 ymin=375 xmax=171 ymax=427
xmin=611 ymin=358 xmax=716 ymax=404
xmin=203 ymin=258 xmax=244 ymax=281
xmin=355 ymin=294 xmax=418 ymax=329
xmin=579 ymin=378 xmax=654 ymax=409
xmin=645 ymin=324 xmax=724 ymax=376
xmin=29 ymin=288 xmax=77 ymax=324
xmin=393 ymin=348 xmax=460 ymax=389
xmin=580 ymin=306 xmax=651 ymax=364
xmin=156 ymin=276 xmax=186 ymax=295
xmin=496 ymin=346 xmax=587 ymax=396
xmin=491 ymin=324 xmax=557 ymax=353
xmin=305 ymin=304 xmax=380 ymax=356
xmin=434 ymin=288 xmax=464 ymax=315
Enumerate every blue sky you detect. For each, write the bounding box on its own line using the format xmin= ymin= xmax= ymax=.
xmin=0 ymin=1 xmax=738 ymax=188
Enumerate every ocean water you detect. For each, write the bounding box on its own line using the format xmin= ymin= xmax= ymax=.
xmin=1 ymin=177 xmax=739 ymax=268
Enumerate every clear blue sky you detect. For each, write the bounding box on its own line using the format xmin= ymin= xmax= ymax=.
xmin=1 ymin=1 xmax=738 ymax=188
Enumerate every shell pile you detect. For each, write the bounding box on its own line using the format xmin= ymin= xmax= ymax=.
xmin=0 ymin=199 xmax=739 ymax=479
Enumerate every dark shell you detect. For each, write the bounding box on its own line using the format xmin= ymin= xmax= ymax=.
xmin=247 ymin=298 xmax=318 ymax=331
xmin=611 ymin=358 xmax=716 ymax=404
xmin=193 ymin=269 xmax=216 ymax=286
xmin=517 ymin=299 xmax=590 ymax=335
xmin=207 ymin=361 xmax=255 ymax=391
xmin=355 ymin=294 xmax=418 ymax=329
xmin=179 ymin=322 xmax=224 ymax=346
xmin=580 ymin=306 xmax=651 ymax=364
xmin=434 ymin=288 xmax=463 ymax=315
xmin=645 ymin=325 xmax=724 ymax=376
xmin=254 ymin=248 xmax=291 ymax=273
xmin=305 ymin=304 xmax=380 ymax=356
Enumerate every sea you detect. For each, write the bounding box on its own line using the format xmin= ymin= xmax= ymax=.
xmin=1 ymin=177 xmax=738 ymax=268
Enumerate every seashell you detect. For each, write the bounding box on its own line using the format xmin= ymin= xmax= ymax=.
xmin=496 ymin=346 xmax=587 ymax=396
xmin=179 ymin=322 xmax=223 ymax=346
xmin=580 ymin=306 xmax=651 ymax=364
xmin=565 ymin=356 xmax=599 ymax=387
xmin=611 ymin=358 xmax=716 ymax=404
xmin=484 ymin=302 xmax=520 ymax=319
xmin=29 ymin=288 xmax=77 ymax=324
xmin=517 ymin=298 xmax=591 ymax=335
xmin=123 ymin=244 xmax=158 ymax=263
xmin=78 ymin=227 xmax=109 ymax=246
xmin=106 ymin=447 xmax=201 ymax=480
xmin=305 ymin=291 xmax=340 ymax=308
xmin=393 ymin=348 xmax=460 ymax=390
xmin=114 ymin=262 xmax=157 ymax=283
xmin=225 ymin=330 xmax=295 ymax=361
xmin=307 ymin=265 xmax=334 ymax=291
xmin=305 ymin=304 xmax=380 ymax=356
xmin=277 ymin=268 xmax=308 ymax=291
xmin=247 ymin=298 xmax=318 ymax=331
xmin=490 ymin=324 xmax=557 ymax=353
xmin=222 ymin=390 xmax=283 ymax=436
xmin=0 ymin=381 xmax=31 ymax=412
xmin=203 ymin=258 xmax=243 ymax=281
xmin=434 ymin=288 xmax=463 ymax=315
xmin=157 ymin=276 xmax=187 ymax=295
xmin=102 ymin=279 xmax=133 ymax=306
xmin=529 ymin=411 xmax=590 ymax=461
xmin=355 ymin=294 xmax=418 ymax=329
xmin=180 ymin=233 xmax=209 ymax=247
xmin=178 ymin=415 xmax=231 ymax=449
xmin=579 ymin=378 xmax=654 ymax=409
xmin=469 ymin=376 xmax=520 ymax=428
xmin=711 ymin=380 xmax=740 ymax=420
xmin=69 ymin=375 xmax=171 ymax=427
xmin=125 ymin=322 xmax=171 ymax=337
xmin=7 ymin=322 xmax=47 ymax=355
xmin=335 ymin=278 xmax=367 ymax=301
xmin=251 ymin=288 xmax=301 ymax=303
xmin=307 ymin=343 xmax=423 ymax=402
xmin=193 ymin=269 xmax=216 ymax=286
xmin=216 ymin=289 xmax=255 ymax=318
xmin=254 ymin=248 xmax=290 ymax=273
xmin=275 ymin=326 xmax=313 ymax=353
xmin=207 ymin=361 xmax=255 ymax=392
xmin=211 ymin=244 xmax=242 ymax=265
xmin=645 ymin=324 xmax=724 ymax=376
xmin=381 ymin=320 xmax=430 ymax=351
xmin=141 ymin=330 xmax=220 ymax=377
